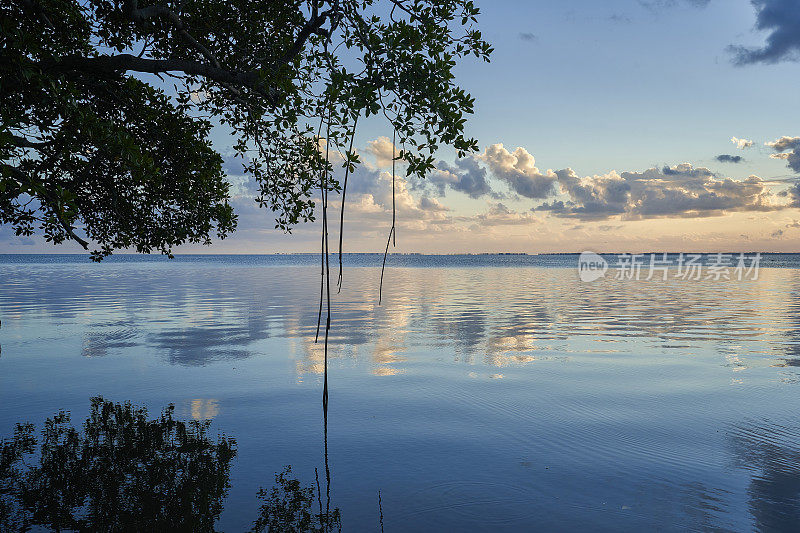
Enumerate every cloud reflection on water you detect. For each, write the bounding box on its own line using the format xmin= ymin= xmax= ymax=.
xmin=2 ymin=260 xmax=800 ymax=530
xmin=2 ymin=264 xmax=800 ymax=382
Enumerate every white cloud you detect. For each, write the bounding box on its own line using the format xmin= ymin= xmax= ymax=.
xmin=470 ymin=203 xmax=539 ymax=227
xmin=766 ymin=136 xmax=800 ymax=173
xmin=365 ymin=136 xmax=399 ymax=168
xmin=536 ymin=164 xmax=782 ymax=220
xmin=482 ymin=144 xmax=558 ymax=199
xmin=164 ymin=136 xmax=800 ymax=254
xmin=766 ymin=136 xmax=800 ymax=152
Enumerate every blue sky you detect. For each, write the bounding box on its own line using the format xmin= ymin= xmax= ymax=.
xmin=453 ymin=0 xmax=797 ymax=177
xmin=4 ymin=0 xmax=800 ymax=254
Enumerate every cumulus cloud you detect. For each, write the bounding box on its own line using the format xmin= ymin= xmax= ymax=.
xmin=777 ymin=181 xmax=800 ymax=207
xmin=470 ymin=203 xmax=539 ymax=227
xmin=716 ymin=154 xmax=745 ymax=163
xmin=731 ymin=137 xmax=754 ymax=150
xmin=218 ymin=136 xmax=800 ymax=247
xmin=766 ymin=136 xmax=800 ymax=173
xmin=546 ymin=168 xmax=630 ymax=219
xmin=189 ymin=90 xmax=209 ymax=103
xmin=533 ymin=164 xmax=780 ymax=220
xmin=330 ymin=157 xmax=457 ymax=235
xmin=419 ymin=197 xmax=449 ymax=212
xmin=629 ymin=173 xmax=774 ymax=219
xmin=482 ymin=144 xmax=557 ymax=199
xmin=730 ymin=0 xmax=800 ymax=65
xmin=427 ymin=157 xmax=494 ymax=199
xmin=365 ymin=136 xmax=399 ymax=168
xmin=222 ymin=156 xmax=247 ymax=175
xmin=766 ymin=136 xmax=800 ymax=152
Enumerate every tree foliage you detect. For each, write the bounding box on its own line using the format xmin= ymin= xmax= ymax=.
xmin=1 ymin=0 xmax=492 ymax=259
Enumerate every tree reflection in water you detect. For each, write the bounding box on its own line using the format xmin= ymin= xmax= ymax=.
xmin=251 ymin=466 xmax=341 ymax=533
xmin=0 ymin=397 xmax=340 ymax=532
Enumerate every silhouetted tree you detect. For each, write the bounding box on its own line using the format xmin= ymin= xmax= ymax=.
xmin=1 ymin=0 xmax=492 ymax=259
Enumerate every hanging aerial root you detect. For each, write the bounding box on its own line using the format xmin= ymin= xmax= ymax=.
xmin=378 ymin=128 xmax=397 ymax=305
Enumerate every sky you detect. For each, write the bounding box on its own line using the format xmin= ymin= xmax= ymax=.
xmin=4 ymin=0 xmax=800 ymax=254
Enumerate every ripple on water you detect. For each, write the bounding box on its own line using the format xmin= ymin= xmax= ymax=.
xmin=2 ymin=262 xmax=800 ymax=531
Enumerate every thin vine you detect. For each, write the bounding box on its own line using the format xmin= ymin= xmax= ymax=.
xmin=379 ymin=129 xmax=397 ymax=305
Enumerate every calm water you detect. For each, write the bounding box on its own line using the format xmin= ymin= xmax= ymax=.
xmin=1 ymin=254 xmax=799 ymax=531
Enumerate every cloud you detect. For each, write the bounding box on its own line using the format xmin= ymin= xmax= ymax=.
xmin=329 ymin=158 xmax=457 ymax=235
xmin=221 ymin=154 xmax=247 ymax=175
xmin=766 ymin=136 xmax=800 ymax=173
xmin=731 ymin=137 xmax=755 ymax=149
xmin=716 ymin=154 xmax=745 ymax=163
xmin=365 ymin=136 xmax=399 ymax=168
xmin=217 ymin=144 xmax=460 ymax=246
xmin=428 ymin=157 xmax=494 ymax=199
xmin=534 ymin=164 xmax=781 ymax=220
xmin=419 ymin=197 xmax=449 ymax=212
xmin=189 ymin=90 xmax=209 ymax=103
xmin=768 ymin=136 xmax=800 ymax=151
xmin=628 ymin=170 xmax=776 ymax=219
xmin=482 ymin=144 xmax=557 ymax=199
xmin=609 ymin=13 xmax=632 ymax=24
xmin=545 ymin=168 xmax=631 ymax=219
xmin=639 ymin=0 xmax=710 ymax=8
xmin=203 ymin=136 xmax=800 ymax=251
xmin=519 ymin=32 xmax=538 ymax=42
xmin=660 ymin=164 xmax=713 ymax=177
xmin=8 ymin=236 xmax=35 ymax=246
xmin=470 ymin=203 xmax=539 ymax=227
xmin=777 ymin=181 xmax=800 ymax=207
xmin=730 ymin=0 xmax=800 ymax=65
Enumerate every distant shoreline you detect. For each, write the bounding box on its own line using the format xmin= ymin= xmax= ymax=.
xmin=1 ymin=252 xmax=797 ymax=257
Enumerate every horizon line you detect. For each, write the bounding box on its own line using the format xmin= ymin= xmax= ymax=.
xmin=1 ymin=251 xmax=797 ymax=256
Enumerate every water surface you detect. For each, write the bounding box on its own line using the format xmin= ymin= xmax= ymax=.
xmin=1 ymin=254 xmax=799 ymax=531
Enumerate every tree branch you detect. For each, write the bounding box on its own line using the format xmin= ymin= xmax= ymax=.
xmin=123 ymin=0 xmax=221 ymax=68
xmin=0 ymin=163 xmax=90 ymax=249
xmin=16 ymin=0 xmax=55 ymax=30
xmin=388 ymin=0 xmax=414 ymax=18
xmin=32 ymin=1 xmax=330 ymax=107
xmin=278 ymin=8 xmax=334 ymax=65
xmin=7 ymin=134 xmax=49 ymax=149
xmin=38 ymin=54 xmax=279 ymax=104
